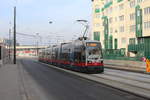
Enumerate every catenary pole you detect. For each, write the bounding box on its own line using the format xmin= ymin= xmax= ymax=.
xmin=9 ymin=28 xmax=11 ymax=59
xmin=13 ymin=6 xmax=16 ymax=64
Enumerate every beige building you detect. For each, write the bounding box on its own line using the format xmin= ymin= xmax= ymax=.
xmin=91 ymin=0 xmax=150 ymax=57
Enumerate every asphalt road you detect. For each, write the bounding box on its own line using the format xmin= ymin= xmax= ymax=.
xmin=19 ymin=58 xmax=147 ymax=100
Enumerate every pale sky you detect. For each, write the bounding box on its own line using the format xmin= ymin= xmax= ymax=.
xmin=0 ymin=0 xmax=92 ymax=45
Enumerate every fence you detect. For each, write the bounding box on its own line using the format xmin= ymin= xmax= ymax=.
xmin=103 ymin=48 xmax=141 ymax=61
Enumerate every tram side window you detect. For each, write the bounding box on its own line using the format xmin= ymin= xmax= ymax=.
xmin=74 ymin=52 xmax=82 ymax=63
xmin=81 ymin=51 xmax=86 ymax=63
xmin=61 ymin=53 xmax=68 ymax=61
xmin=60 ymin=52 xmax=63 ymax=60
xmin=0 ymin=46 xmax=1 ymax=60
xmin=64 ymin=53 xmax=69 ymax=61
xmin=55 ymin=48 xmax=59 ymax=60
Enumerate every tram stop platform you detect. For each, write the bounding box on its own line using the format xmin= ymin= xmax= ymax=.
xmin=0 ymin=62 xmax=22 ymax=100
xmin=104 ymin=59 xmax=147 ymax=73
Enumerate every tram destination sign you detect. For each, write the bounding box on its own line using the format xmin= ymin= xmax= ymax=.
xmin=87 ymin=43 xmax=97 ymax=47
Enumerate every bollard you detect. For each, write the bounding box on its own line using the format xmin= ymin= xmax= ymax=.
xmin=146 ymin=58 xmax=150 ymax=73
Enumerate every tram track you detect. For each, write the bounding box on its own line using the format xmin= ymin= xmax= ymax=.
xmin=36 ymin=60 xmax=150 ymax=99
xmin=91 ymin=69 xmax=150 ymax=99
xmin=92 ymin=70 xmax=150 ymax=99
xmin=105 ymin=69 xmax=150 ymax=78
xmin=92 ymin=73 xmax=150 ymax=93
xmin=99 ymin=70 xmax=150 ymax=84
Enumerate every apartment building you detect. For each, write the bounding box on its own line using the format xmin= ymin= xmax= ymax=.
xmin=91 ymin=0 xmax=150 ymax=58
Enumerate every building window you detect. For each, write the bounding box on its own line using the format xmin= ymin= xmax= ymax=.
xmin=119 ymin=15 xmax=124 ymax=21
xmin=119 ymin=26 xmax=124 ymax=32
xmin=137 ymin=0 xmax=143 ymax=3
xmin=115 ymin=6 xmax=118 ymax=11
xmin=115 ymin=29 xmax=118 ymax=33
xmin=109 ymin=7 xmax=113 ymax=13
xmin=106 ymin=9 xmax=109 ymax=14
xmin=109 ymin=35 xmax=113 ymax=49
xmin=95 ymin=23 xmax=100 ymax=27
xmin=144 ymin=7 xmax=150 ymax=15
xmin=94 ymin=32 xmax=100 ymax=41
xmin=119 ymin=4 xmax=124 ymax=10
xmin=95 ymin=5 xmax=99 ymax=8
xmin=130 ymin=25 xmax=136 ymax=32
xmin=130 ymin=0 xmax=135 ymax=8
xmin=110 ymin=28 xmax=113 ymax=33
xmin=105 ymin=0 xmax=113 ymax=4
xmin=121 ymin=37 xmax=126 ymax=44
xmin=138 ymin=38 xmax=144 ymax=44
xmin=130 ymin=13 xmax=135 ymax=20
xmin=109 ymin=17 xmax=113 ymax=23
xmin=95 ymin=8 xmax=100 ymax=13
xmin=129 ymin=38 xmax=136 ymax=44
xmin=114 ymin=39 xmax=118 ymax=49
xmin=95 ymin=14 xmax=101 ymax=19
xmin=115 ymin=17 xmax=117 ymax=21
xmin=144 ymin=21 xmax=150 ymax=29
xmin=95 ymin=4 xmax=100 ymax=13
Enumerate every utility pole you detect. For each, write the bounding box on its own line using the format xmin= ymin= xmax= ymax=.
xmin=36 ymin=33 xmax=39 ymax=56
xmin=9 ymin=28 xmax=11 ymax=59
xmin=37 ymin=40 xmax=39 ymax=56
xmin=13 ymin=6 xmax=16 ymax=64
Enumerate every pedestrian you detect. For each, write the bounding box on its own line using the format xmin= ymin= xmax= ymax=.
xmin=146 ymin=56 xmax=150 ymax=73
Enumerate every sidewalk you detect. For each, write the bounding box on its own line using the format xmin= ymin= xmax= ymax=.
xmin=0 ymin=62 xmax=21 ymax=100
xmin=104 ymin=59 xmax=147 ymax=73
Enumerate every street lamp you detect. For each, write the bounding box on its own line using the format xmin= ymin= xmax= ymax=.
xmin=49 ymin=21 xmax=53 ymax=24
xmin=48 ymin=21 xmax=53 ymax=45
xmin=36 ymin=33 xmax=40 ymax=56
xmin=76 ymin=20 xmax=88 ymax=23
xmin=9 ymin=21 xmax=12 ymax=60
xmin=76 ymin=19 xmax=89 ymax=39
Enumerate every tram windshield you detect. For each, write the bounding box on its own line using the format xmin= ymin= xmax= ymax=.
xmin=86 ymin=42 xmax=102 ymax=62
